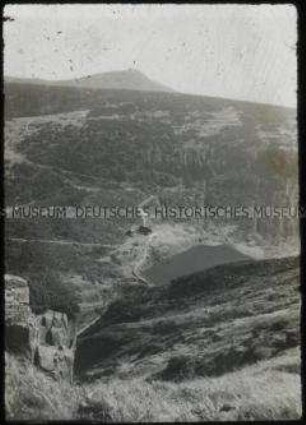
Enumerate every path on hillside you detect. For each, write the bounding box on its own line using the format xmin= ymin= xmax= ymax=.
xmin=132 ymin=232 xmax=156 ymax=286
xmin=77 ymin=315 xmax=102 ymax=338
xmin=77 ymin=232 xmax=157 ymax=339
xmin=7 ymin=237 xmax=114 ymax=248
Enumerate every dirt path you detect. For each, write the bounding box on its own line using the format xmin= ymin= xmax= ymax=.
xmin=132 ymin=233 xmax=156 ymax=286
xmin=7 ymin=237 xmax=114 ymax=248
xmin=77 ymin=315 xmax=101 ymax=338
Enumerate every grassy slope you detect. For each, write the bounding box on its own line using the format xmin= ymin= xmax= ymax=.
xmin=7 ymin=347 xmax=301 ymax=421
xmin=4 ymin=82 xmax=301 ymax=421
xmin=82 ymin=347 xmax=301 ymax=422
xmin=75 ymin=256 xmax=300 ymax=382
xmin=5 ymin=82 xmax=297 ymax=212
xmin=5 ymin=82 xmax=299 ymax=319
xmin=5 ymin=353 xmax=80 ymax=420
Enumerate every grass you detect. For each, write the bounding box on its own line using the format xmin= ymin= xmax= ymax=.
xmin=5 ymin=255 xmax=301 ymax=422
xmin=75 ymin=256 xmax=300 ymax=381
xmin=5 ymin=353 xmax=81 ymax=421
xmin=81 ymin=348 xmax=302 ymax=422
xmin=4 ymin=81 xmax=300 ymax=421
xmin=6 ymin=346 xmax=301 ymax=422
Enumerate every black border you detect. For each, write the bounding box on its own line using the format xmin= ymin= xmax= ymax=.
xmin=1 ymin=1 xmax=305 ymax=424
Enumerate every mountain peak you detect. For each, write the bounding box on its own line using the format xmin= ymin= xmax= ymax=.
xmin=75 ymin=69 xmax=174 ymax=93
xmin=5 ymin=69 xmax=174 ymax=94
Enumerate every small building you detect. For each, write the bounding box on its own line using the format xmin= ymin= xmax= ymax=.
xmin=137 ymin=225 xmax=152 ymax=235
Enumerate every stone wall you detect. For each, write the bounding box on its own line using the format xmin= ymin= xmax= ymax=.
xmin=5 ymin=274 xmax=76 ymax=383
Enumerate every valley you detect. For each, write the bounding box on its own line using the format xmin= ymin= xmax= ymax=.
xmin=4 ymin=74 xmax=301 ymax=421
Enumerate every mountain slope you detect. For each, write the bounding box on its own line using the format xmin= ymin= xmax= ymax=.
xmin=5 ymin=82 xmax=298 ymax=239
xmin=75 ymin=256 xmax=300 ymax=382
xmin=5 ymin=69 xmax=174 ymax=93
xmin=4 ymin=72 xmax=301 ymax=423
xmin=4 ymin=81 xmax=299 ymax=333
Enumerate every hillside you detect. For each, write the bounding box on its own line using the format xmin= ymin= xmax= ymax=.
xmin=5 ymin=82 xmax=298 ymax=218
xmin=5 ymin=80 xmax=299 ymax=318
xmin=5 ymin=253 xmax=301 ymax=423
xmin=4 ymin=79 xmax=301 ymax=421
xmin=75 ymin=256 xmax=300 ymax=382
xmin=5 ymin=69 xmax=174 ymax=93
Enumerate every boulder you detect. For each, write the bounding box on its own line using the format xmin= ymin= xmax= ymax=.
xmin=34 ymin=345 xmax=74 ymax=382
xmin=34 ymin=345 xmax=56 ymax=372
xmin=39 ymin=310 xmax=71 ymax=347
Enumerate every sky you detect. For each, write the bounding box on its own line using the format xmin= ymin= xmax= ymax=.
xmin=4 ymin=4 xmax=297 ymax=107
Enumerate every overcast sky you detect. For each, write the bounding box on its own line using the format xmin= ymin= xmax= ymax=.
xmin=4 ymin=4 xmax=297 ymax=107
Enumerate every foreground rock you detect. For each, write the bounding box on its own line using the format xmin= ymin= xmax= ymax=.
xmin=5 ymin=274 xmax=76 ymax=382
xmin=5 ymin=274 xmax=32 ymax=355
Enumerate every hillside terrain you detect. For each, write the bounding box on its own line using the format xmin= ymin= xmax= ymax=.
xmin=6 ymin=255 xmax=301 ymax=422
xmin=5 ymin=80 xmax=297 ymax=219
xmin=5 ymin=79 xmax=298 ymax=262
xmin=75 ymin=256 xmax=300 ymax=382
xmin=4 ymin=76 xmax=301 ymax=421
xmin=5 ymin=69 xmax=174 ymax=93
xmin=72 ymin=254 xmax=301 ymax=421
xmin=5 ymin=80 xmax=299 ymax=317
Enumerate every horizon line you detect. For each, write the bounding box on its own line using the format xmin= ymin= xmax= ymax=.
xmin=4 ymin=72 xmax=297 ymax=110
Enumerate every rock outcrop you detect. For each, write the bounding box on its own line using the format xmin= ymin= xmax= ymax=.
xmin=5 ymin=274 xmax=32 ymax=355
xmin=5 ymin=274 xmax=76 ymax=382
xmin=33 ymin=310 xmax=75 ymax=382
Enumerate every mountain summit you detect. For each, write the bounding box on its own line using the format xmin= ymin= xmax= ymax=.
xmin=5 ymin=69 xmax=174 ymax=93
xmin=71 ymin=69 xmax=174 ymax=93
